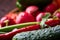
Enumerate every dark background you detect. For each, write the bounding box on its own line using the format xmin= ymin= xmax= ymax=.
xmin=0 ymin=0 xmax=16 ymax=18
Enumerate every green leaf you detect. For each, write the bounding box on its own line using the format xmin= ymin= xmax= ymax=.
xmin=16 ymin=1 xmax=25 ymax=11
xmin=16 ymin=1 xmax=22 ymax=9
xmin=40 ymin=13 xmax=51 ymax=28
xmin=17 ymin=0 xmax=21 ymax=2
xmin=0 ymin=32 xmax=6 ymax=34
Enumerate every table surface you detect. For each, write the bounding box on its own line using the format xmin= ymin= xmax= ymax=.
xmin=0 ymin=0 xmax=16 ymax=18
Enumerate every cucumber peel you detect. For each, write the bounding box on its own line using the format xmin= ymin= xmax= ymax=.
xmin=12 ymin=25 xmax=60 ymax=40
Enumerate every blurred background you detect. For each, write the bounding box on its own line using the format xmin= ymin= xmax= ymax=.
xmin=0 ymin=0 xmax=16 ymax=18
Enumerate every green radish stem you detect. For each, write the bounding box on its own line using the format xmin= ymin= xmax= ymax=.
xmin=0 ymin=22 xmax=39 ymax=32
xmin=40 ymin=13 xmax=51 ymax=28
xmin=4 ymin=20 xmax=9 ymax=26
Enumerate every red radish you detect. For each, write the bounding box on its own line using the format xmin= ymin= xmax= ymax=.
xmin=43 ymin=2 xmax=58 ymax=13
xmin=36 ymin=12 xmax=50 ymax=22
xmin=5 ymin=8 xmax=18 ymax=21
xmin=53 ymin=8 xmax=60 ymax=19
xmin=0 ymin=25 xmax=40 ymax=40
xmin=0 ymin=34 xmax=7 ymax=40
xmin=16 ymin=12 xmax=35 ymax=24
xmin=0 ymin=17 xmax=7 ymax=23
xmin=0 ymin=17 xmax=9 ymax=27
xmin=0 ymin=16 xmax=16 ymax=27
xmin=33 ymin=11 xmax=40 ymax=17
xmin=53 ymin=12 xmax=60 ymax=18
xmin=0 ymin=22 xmax=6 ymax=27
xmin=25 ymin=6 xmax=39 ymax=17
xmin=5 ymin=13 xmax=17 ymax=21
xmin=45 ymin=18 xmax=60 ymax=27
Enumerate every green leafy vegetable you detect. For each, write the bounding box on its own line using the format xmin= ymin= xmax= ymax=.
xmin=40 ymin=13 xmax=51 ymax=28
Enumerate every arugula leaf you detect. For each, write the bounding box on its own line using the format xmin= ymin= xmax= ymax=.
xmin=40 ymin=13 xmax=51 ymax=28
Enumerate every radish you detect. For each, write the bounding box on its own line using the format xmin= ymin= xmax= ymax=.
xmin=25 ymin=6 xmax=39 ymax=17
xmin=53 ymin=8 xmax=60 ymax=19
xmin=36 ymin=12 xmax=51 ymax=22
xmin=5 ymin=13 xmax=17 ymax=21
xmin=43 ymin=2 xmax=58 ymax=13
xmin=54 ymin=12 xmax=60 ymax=18
xmin=16 ymin=12 xmax=35 ymax=24
xmin=0 ymin=16 xmax=16 ymax=27
xmin=45 ymin=18 xmax=60 ymax=27
xmin=0 ymin=25 xmax=40 ymax=40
